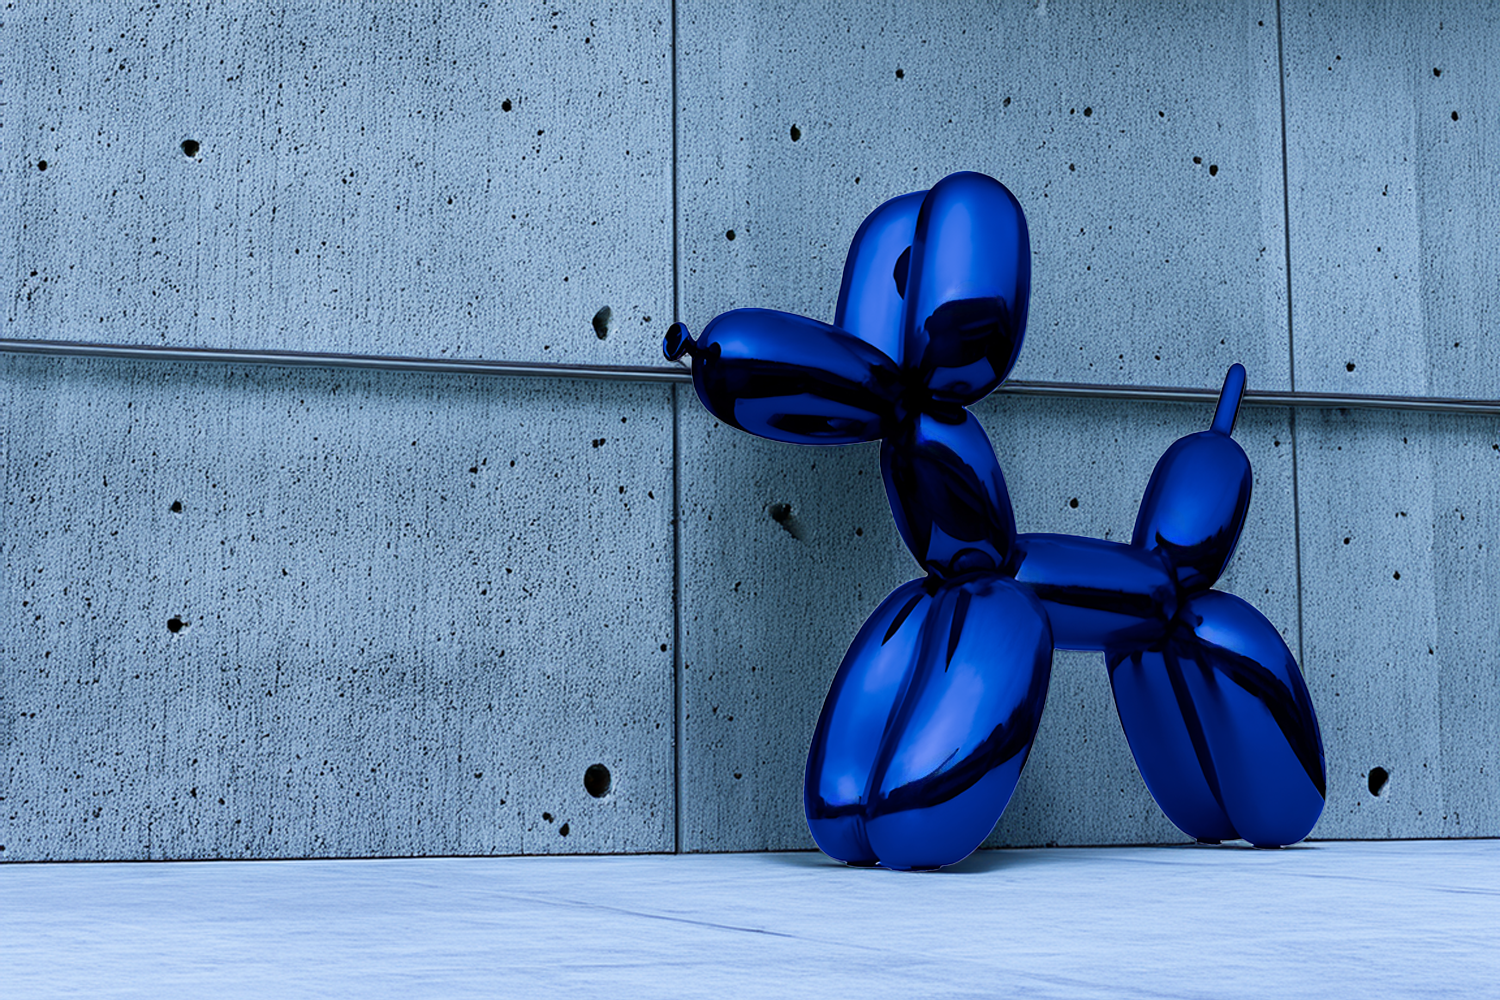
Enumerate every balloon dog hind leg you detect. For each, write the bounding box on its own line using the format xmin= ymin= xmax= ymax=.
xmin=1108 ymin=590 xmax=1325 ymax=847
xmin=1110 ymin=365 xmax=1324 ymax=845
xmin=1015 ymin=365 xmax=1327 ymax=847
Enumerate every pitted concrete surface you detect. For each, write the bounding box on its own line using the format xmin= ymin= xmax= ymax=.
xmin=4 ymin=2 xmax=673 ymax=366
xmin=0 ymin=356 xmax=676 ymax=860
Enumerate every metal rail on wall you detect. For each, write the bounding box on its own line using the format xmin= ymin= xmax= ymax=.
xmin=3 ymin=337 xmax=1499 ymax=417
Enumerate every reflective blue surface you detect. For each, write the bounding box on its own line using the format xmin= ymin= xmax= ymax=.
xmin=1011 ymin=534 xmax=1177 ymax=651
xmin=666 ymin=308 xmax=901 ymax=445
xmin=668 ymin=171 xmax=1325 ymax=867
xmin=804 ymin=575 xmax=1051 ymax=870
xmin=1108 ymin=591 xmax=1326 ymax=847
xmin=901 ymin=173 xmax=1031 ymax=407
xmin=881 ymin=408 xmax=1016 ymax=578
xmin=833 ymin=190 xmax=924 ymax=365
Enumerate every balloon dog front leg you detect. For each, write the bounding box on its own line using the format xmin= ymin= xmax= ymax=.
xmin=805 ymin=408 xmax=1053 ymax=872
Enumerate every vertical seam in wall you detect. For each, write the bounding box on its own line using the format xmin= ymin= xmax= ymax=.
xmin=1276 ymin=0 xmax=1296 ymax=396
xmin=671 ymin=394 xmax=684 ymax=859
xmin=669 ymin=0 xmax=684 ymax=856
xmin=1275 ymin=0 xmax=1309 ymax=672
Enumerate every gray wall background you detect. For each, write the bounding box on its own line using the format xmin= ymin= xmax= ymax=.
xmin=2 ymin=0 xmax=1496 ymax=861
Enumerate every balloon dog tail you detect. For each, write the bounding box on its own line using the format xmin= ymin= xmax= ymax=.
xmin=1211 ymin=361 xmax=1247 ymax=436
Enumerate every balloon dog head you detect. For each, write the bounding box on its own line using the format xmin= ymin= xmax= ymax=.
xmin=665 ymin=171 xmax=1028 ymax=445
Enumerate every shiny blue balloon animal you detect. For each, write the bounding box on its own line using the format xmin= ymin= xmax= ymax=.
xmin=665 ymin=172 xmax=1326 ymax=870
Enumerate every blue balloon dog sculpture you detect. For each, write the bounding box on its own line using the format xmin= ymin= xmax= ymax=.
xmin=665 ymin=171 xmax=1326 ymax=870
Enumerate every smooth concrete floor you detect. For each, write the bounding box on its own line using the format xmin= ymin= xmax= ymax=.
xmin=2 ymin=840 xmax=1494 ymax=999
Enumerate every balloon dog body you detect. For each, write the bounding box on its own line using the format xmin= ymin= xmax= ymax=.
xmin=665 ymin=172 xmax=1326 ymax=870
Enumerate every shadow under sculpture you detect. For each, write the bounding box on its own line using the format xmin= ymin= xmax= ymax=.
xmin=665 ymin=171 xmax=1326 ymax=871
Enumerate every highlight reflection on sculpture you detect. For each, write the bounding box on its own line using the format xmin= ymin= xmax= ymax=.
xmin=666 ymin=171 xmax=1326 ymax=870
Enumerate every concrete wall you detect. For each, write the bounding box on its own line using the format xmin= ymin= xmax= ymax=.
xmin=3 ymin=1 xmax=1496 ymax=860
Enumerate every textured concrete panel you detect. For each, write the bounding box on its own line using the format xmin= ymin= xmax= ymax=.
xmin=0 ymin=355 xmax=674 ymax=860
xmin=676 ymin=0 xmax=1290 ymax=391
xmin=674 ymin=409 xmax=906 ymax=852
xmin=677 ymin=392 xmax=1302 ymax=850
xmin=1282 ymin=2 xmax=1500 ymax=396
xmin=1295 ymin=408 xmax=1500 ymax=840
xmin=3 ymin=2 xmax=672 ymax=365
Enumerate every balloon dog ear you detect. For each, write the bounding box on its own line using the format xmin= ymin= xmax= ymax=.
xmin=835 ymin=190 xmax=926 ymax=367
xmin=902 ymin=172 xmax=1032 ymax=407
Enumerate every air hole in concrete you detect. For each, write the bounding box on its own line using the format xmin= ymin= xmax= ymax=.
xmin=1083 ymin=106 xmax=1093 ymax=116
xmin=769 ymin=502 xmax=804 ymax=540
xmin=1433 ymin=68 xmax=1442 ymax=77
xmin=542 ymin=812 xmax=554 ymax=823
xmin=1193 ymin=156 xmax=1202 ymax=164
xmin=559 ymin=823 xmax=570 ymax=836
xmin=1209 ymin=164 xmax=1219 ymax=176
xmin=180 ymin=139 xmax=200 ymax=158
xmin=37 ymin=160 xmax=48 ymax=171
xmin=1368 ymin=767 xmax=1389 ymax=796
xmin=1069 ymin=497 xmax=1079 ymax=508
xmin=895 ymin=68 xmax=905 ymax=79
xmin=726 ymin=229 xmax=736 ymax=241
xmin=167 ymin=616 xmax=186 ymax=633
xmin=584 ymin=763 xmax=612 ymax=798
xmin=1346 ymin=362 xmax=1356 ymax=371
xmin=592 ymin=305 xmax=614 ymax=340
xmin=170 ymin=500 xmax=183 ymax=513
xmin=1451 ymin=111 xmax=1459 ymax=121
xmin=502 ymin=99 xmax=513 ymax=112
xmin=789 ymin=124 xmax=801 ymax=141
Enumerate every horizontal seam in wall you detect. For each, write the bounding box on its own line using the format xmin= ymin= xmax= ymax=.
xmin=3 ymin=339 xmax=1498 ymax=416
